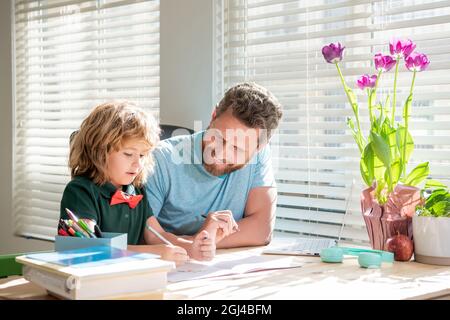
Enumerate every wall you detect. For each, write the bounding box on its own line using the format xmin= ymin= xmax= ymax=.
xmin=160 ymin=0 xmax=213 ymax=130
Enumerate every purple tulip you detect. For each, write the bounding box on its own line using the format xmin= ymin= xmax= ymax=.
xmin=356 ymin=74 xmax=377 ymax=90
xmin=405 ymin=52 xmax=430 ymax=72
xmin=389 ymin=38 xmax=416 ymax=58
xmin=374 ymin=53 xmax=396 ymax=72
xmin=322 ymin=42 xmax=345 ymax=63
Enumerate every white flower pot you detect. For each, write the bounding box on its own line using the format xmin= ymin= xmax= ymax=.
xmin=412 ymin=215 xmax=450 ymax=265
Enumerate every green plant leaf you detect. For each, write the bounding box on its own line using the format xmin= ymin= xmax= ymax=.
xmin=374 ymin=103 xmax=384 ymax=130
xmin=375 ymin=179 xmax=387 ymax=204
xmin=369 ymin=131 xmax=391 ymax=168
xmin=368 ymin=89 xmax=376 ymax=123
xmin=373 ymin=155 xmax=385 ymax=184
xmin=360 ymin=143 xmax=374 ymax=187
xmin=346 ymin=117 xmax=365 ymax=154
xmin=363 ymin=136 xmax=386 ymax=183
xmin=396 ymin=125 xmax=414 ymax=181
xmin=369 ymin=88 xmax=376 ymax=105
xmin=360 ymin=160 xmax=371 ymax=187
xmin=384 ymin=94 xmax=391 ymax=116
xmin=346 ymin=117 xmax=355 ymax=131
xmin=384 ymin=162 xmax=401 ymax=193
xmin=396 ymin=125 xmax=414 ymax=170
xmin=403 ymin=93 xmax=413 ymax=119
xmin=418 ymin=187 xmax=450 ymax=217
xmin=424 ymin=179 xmax=448 ymax=190
xmin=370 ymin=131 xmax=393 ymax=192
xmin=390 ymin=160 xmax=402 ymax=186
xmin=424 ymin=189 xmax=450 ymax=210
xmin=345 ymin=86 xmax=359 ymax=117
xmin=381 ymin=119 xmax=398 ymax=163
xmin=416 ymin=207 xmax=432 ymax=217
xmin=429 ymin=201 xmax=450 ymax=217
xmin=404 ymin=162 xmax=429 ymax=186
xmin=371 ymin=117 xmax=380 ymax=133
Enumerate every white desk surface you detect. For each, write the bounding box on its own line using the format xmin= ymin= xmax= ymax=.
xmin=165 ymin=246 xmax=450 ymax=300
xmin=1 ymin=246 xmax=450 ymax=300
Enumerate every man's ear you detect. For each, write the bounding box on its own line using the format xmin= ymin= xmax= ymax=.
xmin=211 ymin=107 xmax=217 ymax=121
xmin=256 ymin=131 xmax=269 ymax=151
xmin=256 ymin=141 xmax=267 ymax=152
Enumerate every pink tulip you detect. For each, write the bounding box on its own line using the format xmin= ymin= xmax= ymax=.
xmin=356 ymin=74 xmax=377 ymax=90
xmin=374 ymin=53 xmax=396 ymax=72
xmin=405 ymin=52 xmax=430 ymax=72
xmin=389 ymin=38 xmax=416 ymax=58
xmin=322 ymin=42 xmax=345 ymax=63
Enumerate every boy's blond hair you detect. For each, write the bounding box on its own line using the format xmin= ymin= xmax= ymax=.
xmin=69 ymin=101 xmax=160 ymax=188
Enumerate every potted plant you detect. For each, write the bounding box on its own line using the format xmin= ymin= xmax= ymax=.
xmin=321 ymin=39 xmax=430 ymax=252
xmin=413 ymin=180 xmax=450 ymax=265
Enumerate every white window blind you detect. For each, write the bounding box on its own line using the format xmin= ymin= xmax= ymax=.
xmin=214 ymin=0 xmax=450 ymax=245
xmin=13 ymin=0 xmax=160 ymax=241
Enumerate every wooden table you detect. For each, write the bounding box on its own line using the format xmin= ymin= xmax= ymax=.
xmin=1 ymin=246 xmax=450 ymax=300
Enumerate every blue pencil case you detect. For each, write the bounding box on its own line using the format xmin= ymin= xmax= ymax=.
xmin=54 ymin=232 xmax=127 ymax=252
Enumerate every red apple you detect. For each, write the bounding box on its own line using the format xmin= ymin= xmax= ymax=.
xmin=384 ymin=234 xmax=414 ymax=262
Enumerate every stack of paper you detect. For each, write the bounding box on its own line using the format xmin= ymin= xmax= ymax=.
xmin=168 ymin=249 xmax=304 ymax=282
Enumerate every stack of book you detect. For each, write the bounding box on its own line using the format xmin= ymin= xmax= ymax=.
xmin=16 ymin=246 xmax=174 ymax=300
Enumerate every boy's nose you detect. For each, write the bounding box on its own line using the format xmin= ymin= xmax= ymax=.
xmin=131 ymin=158 xmax=142 ymax=168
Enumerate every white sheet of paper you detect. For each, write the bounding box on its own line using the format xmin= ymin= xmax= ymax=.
xmin=168 ymin=248 xmax=304 ymax=282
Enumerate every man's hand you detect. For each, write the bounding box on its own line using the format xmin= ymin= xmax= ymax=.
xmin=214 ymin=187 xmax=277 ymax=248
xmin=200 ymin=210 xmax=239 ymax=243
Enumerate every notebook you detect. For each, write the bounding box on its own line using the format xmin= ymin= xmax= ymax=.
xmin=25 ymin=245 xmax=156 ymax=268
xmin=16 ymin=246 xmax=175 ymax=299
xmin=262 ymin=237 xmax=337 ymax=256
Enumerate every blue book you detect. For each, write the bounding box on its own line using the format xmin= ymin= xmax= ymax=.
xmin=25 ymin=246 xmax=159 ymax=269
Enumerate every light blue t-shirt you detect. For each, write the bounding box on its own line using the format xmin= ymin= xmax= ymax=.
xmin=145 ymin=131 xmax=275 ymax=235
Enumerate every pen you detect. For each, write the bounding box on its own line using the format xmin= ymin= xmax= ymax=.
xmin=67 ymin=219 xmax=90 ymax=238
xmin=65 ymin=225 xmax=75 ymax=236
xmin=65 ymin=208 xmax=79 ymax=222
xmin=60 ymin=220 xmax=76 ymax=237
xmin=58 ymin=219 xmax=69 ymax=233
xmin=66 ymin=226 xmax=81 ymax=237
xmin=65 ymin=208 xmax=92 ymax=237
xmin=74 ymin=230 xmax=84 ymax=238
xmin=145 ymin=223 xmax=174 ymax=247
xmin=58 ymin=228 xmax=69 ymax=236
xmin=94 ymin=224 xmax=103 ymax=238
xmin=77 ymin=219 xmax=97 ymax=238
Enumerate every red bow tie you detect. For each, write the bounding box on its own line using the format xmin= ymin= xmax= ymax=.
xmin=110 ymin=190 xmax=143 ymax=209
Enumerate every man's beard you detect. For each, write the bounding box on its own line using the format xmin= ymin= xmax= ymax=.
xmin=203 ymin=162 xmax=246 ymax=176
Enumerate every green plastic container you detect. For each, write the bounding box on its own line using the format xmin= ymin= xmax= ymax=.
xmin=0 ymin=253 xmax=24 ymax=278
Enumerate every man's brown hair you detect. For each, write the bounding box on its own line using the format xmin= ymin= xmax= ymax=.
xmin=215 ymin=82 xmax=282 ymax=140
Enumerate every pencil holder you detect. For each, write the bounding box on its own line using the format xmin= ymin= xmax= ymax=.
xmin=54 ymin=232 xmax=127 ymax=251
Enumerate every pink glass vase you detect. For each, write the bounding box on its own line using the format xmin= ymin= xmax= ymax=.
xmin=361 ymin=184 xmax=422 ymax=250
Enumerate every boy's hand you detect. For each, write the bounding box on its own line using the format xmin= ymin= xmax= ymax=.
xmin=160 ymin=245 xmax=189 ymax=266
xmin=188 ymin=230 xmax=216 ymax=261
